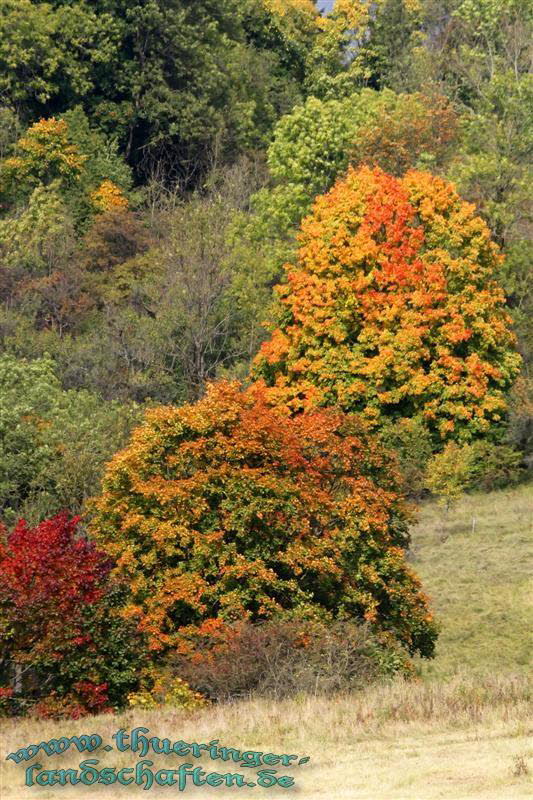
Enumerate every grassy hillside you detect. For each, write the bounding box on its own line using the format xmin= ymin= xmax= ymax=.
xmin=411 ymin=483 xmax=532 ymax=679
xmin=1 ymin=484 xmax=531 ymax=800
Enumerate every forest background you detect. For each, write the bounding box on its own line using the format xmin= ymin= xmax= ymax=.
xmin=0 ymin=0 xmax=531 ymax=526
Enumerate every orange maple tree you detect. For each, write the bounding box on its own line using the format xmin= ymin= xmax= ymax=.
xmin=90 ymin=381 xmax=437 ymax=660
xmin=252 ymin=166 xmax=521 ymax=443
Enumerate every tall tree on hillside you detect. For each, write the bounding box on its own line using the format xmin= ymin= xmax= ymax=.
xmin=252 ymin=165 xmax=521 ymax=445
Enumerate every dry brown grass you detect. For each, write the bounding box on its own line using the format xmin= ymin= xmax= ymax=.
xmin=1 ymin=674 xmax=531 ymax=800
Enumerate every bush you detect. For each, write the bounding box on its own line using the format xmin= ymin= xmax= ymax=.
xmin=380 ymin=417 xmax=434 ymax=498
xmin=425 ymin=440 xmax=524 ymax=506
xmin=127 ymin=675 xmax=206 ymax=712
xmin=424 ymin=442 xmax=475 ymax=509
xmin=91 ymin=380 xmax=437 ymax=661
xmin=0 ymin=353 xmax=139 ymax=525
xmin=0 ymin=513 xmax=144 ymax=717
xmin=166 ymin=619 xmax=412 ymax=701
xmin=508 ymin=375 xmax=533 ymax=468
xmin=468 ymin=441 xmax=524 ymax=492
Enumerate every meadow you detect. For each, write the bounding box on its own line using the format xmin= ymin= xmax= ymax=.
xmin=1 ymin=484 xmax=531 ymax=800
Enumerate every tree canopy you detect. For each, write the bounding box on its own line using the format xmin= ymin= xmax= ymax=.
xmin=253 ymin=166 xmax=522 ymax=443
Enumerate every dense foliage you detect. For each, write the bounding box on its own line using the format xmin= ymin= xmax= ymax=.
xmin=0 ymin=0 xmax=530 ymax=715
xmin=0 ymin=354 xmax=138 ymax=525
xmin=253 ymin=166 xmax=522 ymax=444
xmin=0 ymin=0 xmax=324 ymax=182
xmin=91 ymin=381 xmax=437 ymax=659
xmin=255 ymin=89 xmax=458 ymax=233
xmin=0 ymin=513 xmax=142 ymax=717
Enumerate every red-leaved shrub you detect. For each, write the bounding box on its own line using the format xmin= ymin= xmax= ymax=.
xmin=0 ymin=512 xmax=143 ymax=717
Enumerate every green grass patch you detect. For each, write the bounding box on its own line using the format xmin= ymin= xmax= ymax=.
xmin=410 ymin=482 xmax=532 ymax=679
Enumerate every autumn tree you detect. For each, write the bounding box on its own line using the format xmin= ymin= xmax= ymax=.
xmin=351 ymin=92 xmax=458 ymax=176
xmin=250 ymin=89 xmax=459 ymax=264
xmin=91 ymin=381 xmax=437 ymax=661
xmin=0 ymin=112 xmax=131 ymax=223
xmin=252 ymin=166 xmax=521 ymax=446
xmin=0 ymin=513 xmax=142 ymax=716
xmin=0 ymin=117 xmax=85 ymax=207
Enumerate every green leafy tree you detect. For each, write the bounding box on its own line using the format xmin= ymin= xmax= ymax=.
xmin=351 ymin=0 xmax=424 ymax=92
xmin=0 ymin=354 xmax=139 ymax=524
xmin=450 ymin=76 xmax=533 ymax=368
xmin=0 ymin=0 xmax=121 ymax=112
xmin=0 ymin=0 xmax=324 ymax=182
xmin=0 ymin=183 xmax=75 ymax=277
